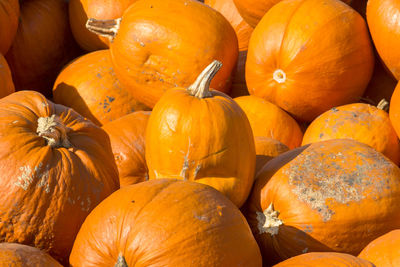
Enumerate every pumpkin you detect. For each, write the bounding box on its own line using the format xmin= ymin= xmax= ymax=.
xmin=0 ymin=90 xmax=119 ymax=264
xmin=0 ymin=0 xmax=19 ymax=55
xmin=302 ymin=102 xmax=400 ymax=164
xmin=102 ymin=111 xmax=150 ymax=187
xmin=145 ymin=61 xmax=255 ymax=207
xmin=274 ymin=252 xmax=374 ymax=267
xmin=53 ymin=49 xmax=149 ymax=126
xmin=255 ymin=137 xmax=289 ymax=175
xmin=389 ymin=82 xmax=400 ymax=139
xmin=86 ymin=0 xmax=238 ymax=108
xmin=358 ymin=230 xmax=400 ymax=266
xmin=234 ymin=95 xmax=303 ymax=149
xmin=69 ymin=0 xmax=137 ymax=51
xmin=367 ymin=0 xmax=400 ymax=80
xmin=246 ymin=0 xmax=374 ymax=122
xmin=229 ymin=51 xmax=249 ymax=98
xmin=0 ymin=54 xmax=15 ymax=98
xmin=5 ymin=0 xmax=78 ymax=97
xmin=244 ymin=139 xmax=400 ymax=265
xmin=0 ymin=243 xmax=61 ymax=266
xmin=70 ymin=179 xmax=262 ymax=266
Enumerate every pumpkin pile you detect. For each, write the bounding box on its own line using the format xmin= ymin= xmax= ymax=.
xmin=2 ymin=0 xmax=400 ymax=266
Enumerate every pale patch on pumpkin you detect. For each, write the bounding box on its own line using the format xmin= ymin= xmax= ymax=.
xmin=256 ymin=203 xmax=283 ymax=236
xmin=14 ymin=162 xmax=51 ymax=193
xmin=193 ymin=164 xmax=201 ymax=179
xmin=180 ymin=138 xmax=192 ymax=180
xmin=273 ymin=69 xmax=286 ymax=84
xmin=302 ymin=247 xmax=308 ymax=253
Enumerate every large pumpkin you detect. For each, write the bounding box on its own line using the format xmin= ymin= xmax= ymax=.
xmin=246 ymin=0 xmax=374 ymax=122
xmin=254 ymin=137 xmax=289 ymax=175
xmin=53 ymin=49 xmax=149 ymax=126
xmin=0 ymin=243 xmax=61 ymax=266
xmin=86 ymin=0 xmax=238 ymax=108
xmin=389 ymin=82 xmax=400 ymax=139
xmin=0 ymin=91 xmax=119 ymax=264
xmin=145 ymin=61 xmax=255 ymax=207
xmin=0 ymin=54 xmax=15 ymax=98
xmin=70 ymin=179 xmax=262 ymax=266
xmin=244 ymin=139 xmax=400 ymax=265
xmin=0 ymin=0 xmax=19 ymax=54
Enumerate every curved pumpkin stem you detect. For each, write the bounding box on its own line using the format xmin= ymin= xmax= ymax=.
xmin=377 ymin=98 xmax=389 ymax=112
xmin=37 ymin=114 xmax=72 ymax=148
xmin=188 ymin=60 xmax=222 ymax=99
xmin=86 ymin=18 xmax=122 ymax=42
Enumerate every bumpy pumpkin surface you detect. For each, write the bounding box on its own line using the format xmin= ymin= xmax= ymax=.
xmin=0 ymin=91 xmax=119 ymax=265
xmin=70 ymin=179 xmax=262 ymax=266
xmin=244 ymin=139 xmax=400 ymax=265
xmin=0 ymin=0 xmax=19 ymax=54
xmin=53 ymin=49 xmax=149 ymax=126
xmin=246 ymin=0 xmax=374 ymax=122
xmin=0 ymin=54 xmax=15 ymax=98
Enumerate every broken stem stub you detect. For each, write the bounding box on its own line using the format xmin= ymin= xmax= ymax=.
xmin=86 ymin=18 xmax=122 ymax=42
xmin=37 ymin=114 xmax=72 ymax=148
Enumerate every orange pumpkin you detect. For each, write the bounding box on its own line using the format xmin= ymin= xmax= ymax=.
xmin=358 ymin=230 xmax=400 ymax=266
xmin=0 ymin=54 xmax=15 ymax=98
xmin=86 ymin=0 xmax=238 ymax=108
xmin=0 ymin=243 xmax=62 ymax=266
xmin=53 ymin=49 xmax=149 ymax=126
xmin=389 ymin=82 xmax=400 ymax=139
xmin=70 ymin=179 xmax=262 ymax=266
xmin=145 ymin=61 xmax=255 ymax=207
xmin=102 ymin=111 xmax=150 ymax=187
xmin=0 ymin=0 xmax=19 ymax=54
xmin=246 ymin=0 xmax=374 ymax=122
xmin=255 ymin=137 xmax=289 ymax=175
xmin=0 ymin=91 xmax=119 ymax=264
xmin=234 ymin=95 xmax=303 ymax=149
xmin=302 ymin=102 xmax=400 ymax=164
xmin=244 ymin=139 xmax=400 ymax=265
xmin=69 ymin=0 xmax=137 ymax=51
xmin=230 ymin=50 xmax=250 ymax=98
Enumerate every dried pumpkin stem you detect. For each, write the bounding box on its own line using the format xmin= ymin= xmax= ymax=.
xmin=37 ymin=114 xmax=72 ymax=148
xmin=256 ymin=203 xmax=283 ymax=236
xmin=115 ymin=255 xmax=128 ymax=267
xmin=377 ymin=98 xmax=389 ymax=111
xmin=86 ymin=18 xmax=122 ymax=42
xmin=188 ymin=60 xmax=222 ymax=98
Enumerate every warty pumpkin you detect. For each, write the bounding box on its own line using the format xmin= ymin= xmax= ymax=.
xmin=70 ymin=179 xmax=262 ymax=266
xmin=246 ymin=0 xmax=374 ymax=122
xmin=0 ymin=0 xmax=19 ymax=55
xmin=53 ymin=49 xmax=149 ymax=126
xmin=0 ymin=243 xmax=61 ymax=267
xmin=86 ymin=0 xmax=238 ymax=108
xmin=255 ymin=137 xmax=289 ymax=175
xmin=244 ymin=139 xmax=400 ymax=265
xmin=145 ymin=60 xmax=255 ymax=207
xmin=0 ymin=54 xmax=15 ymax=98
xmin=102 ymin=111 xmax=150 ymax=187
xmin=0 ymin=91 xmax=119 ymax=265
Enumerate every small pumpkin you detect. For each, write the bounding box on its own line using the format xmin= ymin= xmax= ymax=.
xmin=255 ymin=137 xmax=289 ymax=175
xmin=0 ymin=243 xmax=61 ymax=266
xmin=0 ymin=0 xmax=19 ymax=54
xmin=0 ymin=54 xmax=15 ymax=98
xmin=102 ymin=111 xmax=150 ymax=187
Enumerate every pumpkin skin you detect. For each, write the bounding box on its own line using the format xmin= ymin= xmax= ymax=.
xmin=0 ymin=91 xmax=119 ymax=265
xmin=102 ymin=111 xmax=150 ymax=187
xmin=88 ymin=0 xmax=238 ymax=108
xmin=255 ymin=137 xmax=289 ymax=175
xmin=302 ymin=103 xmax=400 ymax=164
xmin=230 ymin=50 xmax=249 ymax=98
xmin=145 ymin=61 xmax=255 ymax=207
xmin=0 ymin=243 xmax=62 ymax=267
xmin=389 ymin=82 xmax=400 ymax=139
xmin=70 ymin=179 xmax=262 ymax=266
xmin=0 ymin=0 xmax=19 ymax=55
xmin=358 ymin=230 xmax=400 ymax=266
xmin=53 ymin=49 xmax=149 ymax=126
xmin=0 ymin=54 xmax=15 ymax=98
xmin=246 ymin=0 xmax=374 ymax=122
xmin=234 ymin=95 xmax=303 ymax=149
xmin=244 ymin=139 xmax=400 ymax=265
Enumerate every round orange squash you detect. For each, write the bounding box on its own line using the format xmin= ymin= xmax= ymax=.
xmin=102 ymin=111 xmax=150 ymax=187
xmin=53 ymin=49 xmax=149 ymax=126
xmin=70 ymin=179 xmax=262 ymax=266
xmin=389 ymin=82 xmax=400 ymax=139
xmin=255 ymin=137 xmax=289 ymax=175
xmin=0 ymin=243 xmax=62 ymax=267
xmin=0 ymin=91 xmax=119 ymax=265
xmin=246 ymin=0 xmax=374 ymax=122
xmin=0 ymin=54 xmax=15 ymax=98
xmin=145 ymin=61 xmax=255 ymax=207
xmin=86 ymin=0 xmax=238 ymax=108
xmin=0 ymin=0 xmax=19 ymax=55
xmin=234 ymin=95 xmax=303 ymax=149
xmin=244 ymin=139 xmax=400 ymax=265
xmin=302 ymin=102 xmax=400 ymax=164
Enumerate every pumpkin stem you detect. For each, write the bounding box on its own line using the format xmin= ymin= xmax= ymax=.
xmin=256 ymin=203 xmax=283 ymax=236
xmin=273 ymin=69 xmax=286 ymax=84
xmin=37 ymin=114 xmax=72 ymax=148
xmin=115 ymin=254 xmax=128 ymax=267
xmin=86 ymin=18 xmax=122 ymax=42
xmin=188 ymin=60 xmax=222 ymax=98
xmin=377 ymin=98 xmax=389 ymax=111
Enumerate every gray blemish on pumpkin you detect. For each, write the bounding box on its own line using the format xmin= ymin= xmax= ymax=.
xmin=331 ymin=107 xmax=338 ymax=112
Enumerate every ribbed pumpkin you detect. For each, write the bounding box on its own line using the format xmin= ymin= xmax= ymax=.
xmin=302 ymin=102 xmax=400 ymax=164
xmin=86 ymin=0 xmax=238 ymax=108
xmin=53 ymin=49 xmax=149 ymax=126
xmin=145 ymin=61 xmax=255 ymax=207
xmin=0 ymin=54 xmax=15 ymax=98
xmin=69 ymin=0 xmax=137 ymax=51
xmin=0 ymin=243 xmax=61 ymax=267
xmin=234 ymin=95 xmax=303 ymax=149
xmin=0 ymin=0 xmax=19 ymax=54
xmin=102 ymin=111 xmax=150 ymax=187
xmin=246 ymin=0 xmax=374 ymax=122
xmin=255 ymin=137 xmax=289 ymax=175
xmin=358 ymin=230 xmax=400 ymax=266
xmin=244 ymin=139 xmax=400 ymax=265
xmin=389 ymin=82 xmax=400 ymax=139
xmin=0 ymin=91 xmax=119 ymax=265
xmin=70 ymin=179 xmax=262 ymax=266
